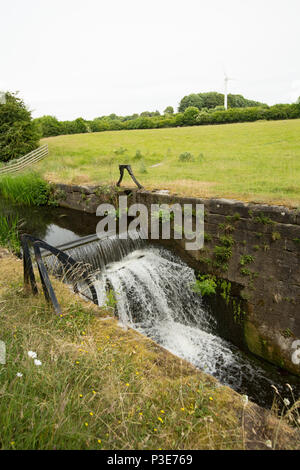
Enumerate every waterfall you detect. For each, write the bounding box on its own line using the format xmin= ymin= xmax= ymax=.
xmin=43 ymin=230 xmax=145 ymax=274
xmin=43 ymin=232 xmax=299 ymax=406
xmin=92 ymin=245 xmax=279 ymax=405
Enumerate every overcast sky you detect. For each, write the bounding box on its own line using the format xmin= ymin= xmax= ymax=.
xmin=1 ymin=0 xmax=299 ymax=120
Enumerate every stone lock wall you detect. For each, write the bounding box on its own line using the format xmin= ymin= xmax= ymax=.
xmin=53 ymin=183 xmax=300 ymax=376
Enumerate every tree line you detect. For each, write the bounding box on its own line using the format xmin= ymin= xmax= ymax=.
xmin=34 ymin=100 xmax=300 ymax=138
xmin=1 ymin=91 xmax=300 ymax=162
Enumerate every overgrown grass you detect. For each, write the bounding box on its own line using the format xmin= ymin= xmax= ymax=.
xmin=0 ymin=172 xmax=50 ymax=206
xmin=35 ymin=119 xmax=300 ymax=207
xmin=1 ymin=254 xmax=298 ymax=450
xmin=0 ymin=214 xmax=21 ymax=254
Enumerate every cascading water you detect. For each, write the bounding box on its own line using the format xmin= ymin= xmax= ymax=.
xmin=91 ymin=244 xmax=293 ymax=407
xmin=43 ymin=231 xmax=145 ymax=273
xmin=43 ymin=232 xmax=299 ymax=407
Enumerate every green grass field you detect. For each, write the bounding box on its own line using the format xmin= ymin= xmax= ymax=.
xmin=36 ymin=119 xmax=300 ymax=207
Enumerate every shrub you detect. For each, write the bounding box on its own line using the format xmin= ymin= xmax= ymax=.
xmin=182 ymin=107 xmax=199 ymax=125
xmin=178 ymin=152 xmax=194 ymax=162
xmin=34 ymin=115 xmax=64 ymax=137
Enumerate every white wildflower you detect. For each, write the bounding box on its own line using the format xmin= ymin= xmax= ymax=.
xmin=16 ymin=372 xmax=23 ymax=377
xmin=265 ymin=440 xmax=272 ymax=449
xmin=34 ymin=359 xmax=42 ymax=366
xmin=242 ymin=395 xmax=248 ymax=406
xmin=283 ymin=398 xmax=290 ymax=407
xmin=27 ymin=351 xmax=37 ymax=359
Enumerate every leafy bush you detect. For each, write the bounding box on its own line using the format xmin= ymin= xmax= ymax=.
xmin=0 ymin=92 xmax=40 ymax=162
xmin=183 ymin=107 xmax=199 ymax=125
xmin=34 ymin=115 xmax=64 ymax=137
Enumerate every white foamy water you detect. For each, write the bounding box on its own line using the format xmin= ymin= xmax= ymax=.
xmin=92 ymin=246 xmax=275 ymax=401
xmin=45 ymin=233 xmax=298 ymax=406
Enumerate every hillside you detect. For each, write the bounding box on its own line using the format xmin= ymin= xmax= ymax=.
xmin=35 ymin=119 xmax=300 ymax=207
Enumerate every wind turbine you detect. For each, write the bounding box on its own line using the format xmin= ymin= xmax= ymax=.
xmin=223 ymin=72 xmax=235 ymax=110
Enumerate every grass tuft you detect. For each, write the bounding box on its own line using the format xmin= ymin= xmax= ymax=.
xmin=0 ymin=172 xmax=50 ymax=206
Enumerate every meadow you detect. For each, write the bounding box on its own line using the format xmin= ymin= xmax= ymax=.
xmin=35 ymin=119 xmax=300 ymax=207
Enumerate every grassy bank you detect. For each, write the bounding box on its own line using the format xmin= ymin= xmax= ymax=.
xmin=0 ymin=252 xmax=299 ymax=450
xmin=0 ymin=172 xmax=51 ymax=206
xmin=35 ymin=119 xmax=300 ymax=207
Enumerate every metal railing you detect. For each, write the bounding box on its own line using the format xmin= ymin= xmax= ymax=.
xmin=116 ymin=164 xmax=144 ymax=189
xmin=0 ymin=145 xmax=48 ymax=175
xmin=21 ymin=234 xmax=98 ymax=315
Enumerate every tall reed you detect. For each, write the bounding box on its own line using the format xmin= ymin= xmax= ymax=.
xmin=0 ymin=214 xmax=21 ymax=254
xmin=0 ymin=172 xmax=50 ymax=206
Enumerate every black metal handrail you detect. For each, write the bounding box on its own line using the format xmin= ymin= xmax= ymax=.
xmin=21 ymin=234 xmax=98 ymax=315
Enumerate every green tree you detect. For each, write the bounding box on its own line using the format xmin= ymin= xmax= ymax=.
xmin=182 ymin=106 xmax=199 ymax=125
xmin=0 ymin=92 xmax=40 ymax=162
xmin=164 ymin=106 xmax=174 ymax=114
xmin=178 ymin=94 xmax=203 ymax=112
xmin=34 ymin=115 xmax=63 ymax=137
xmin=179 ymin=91 xmax=265 ymax=112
